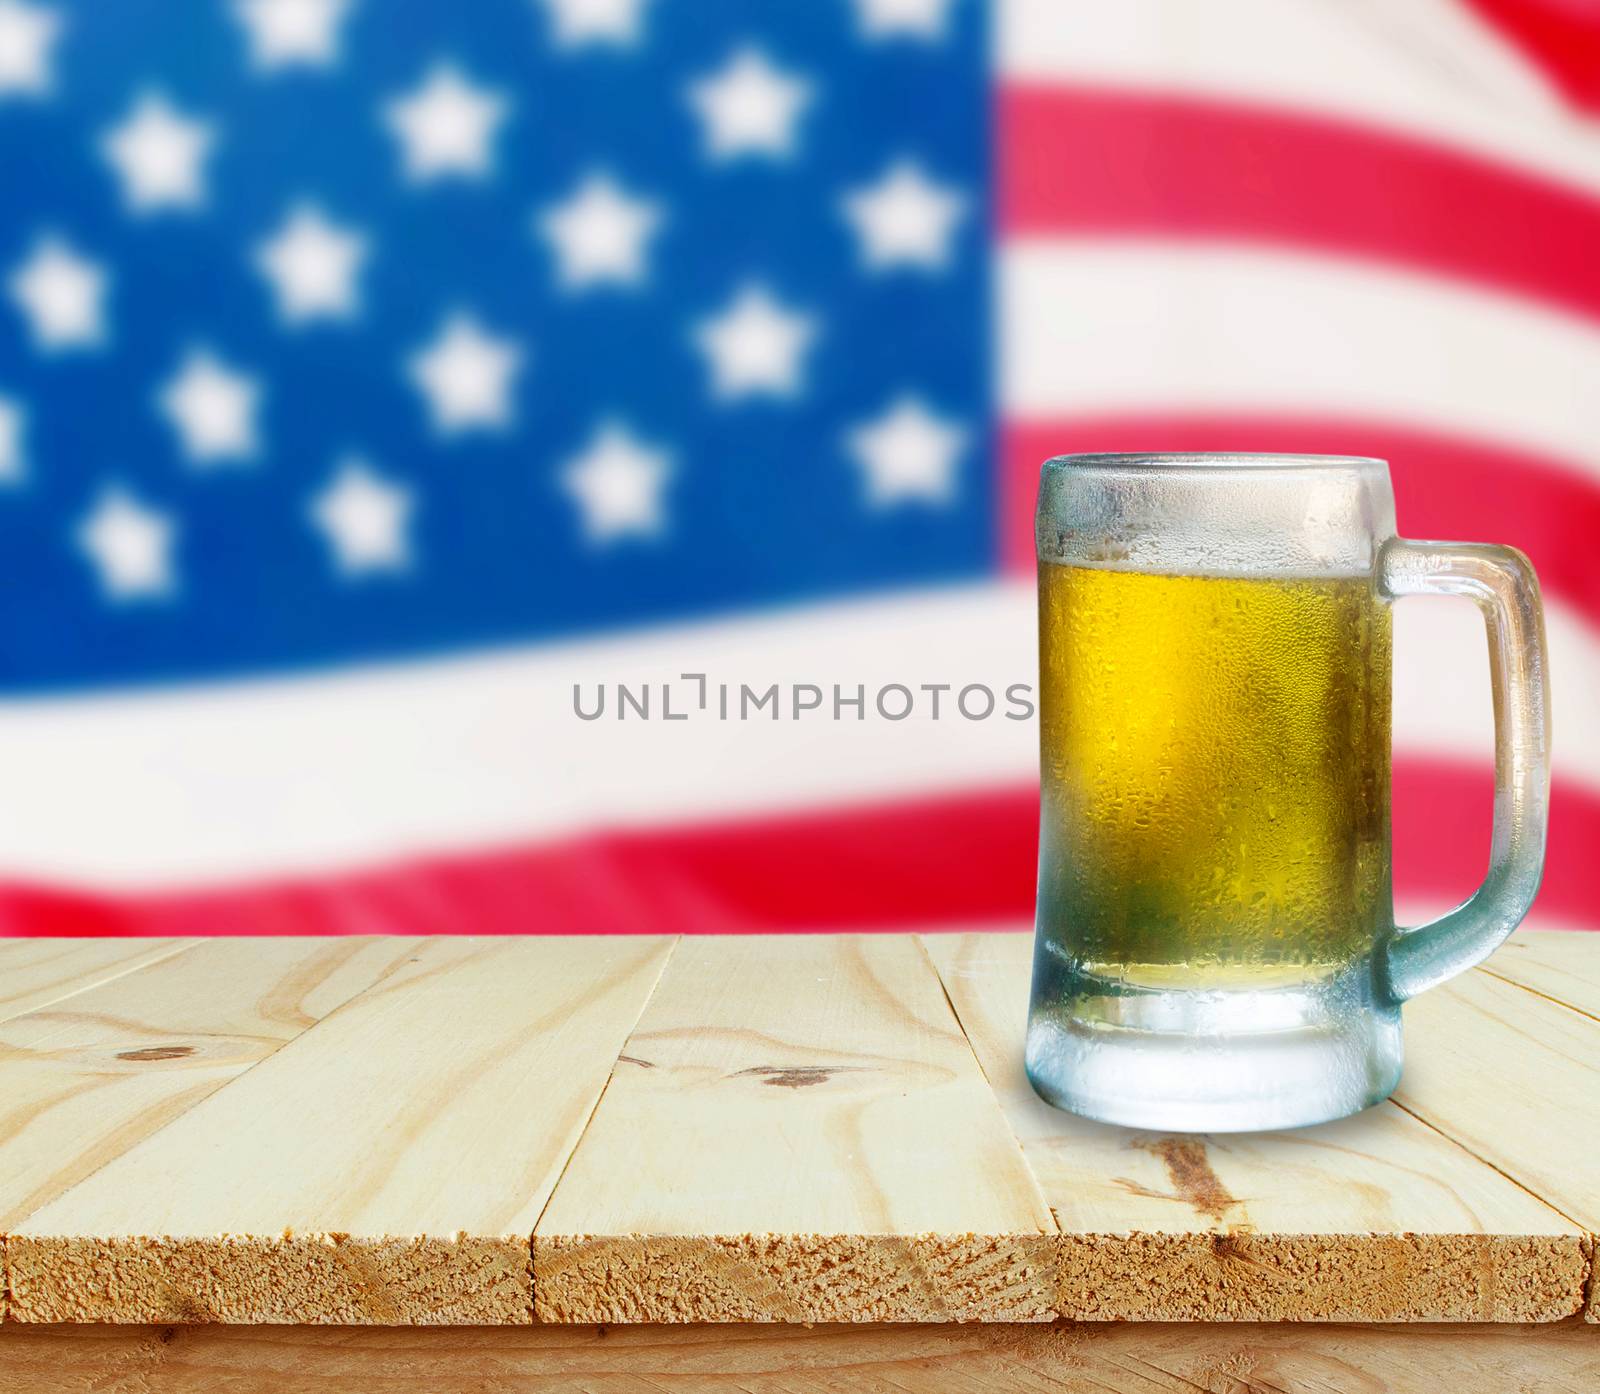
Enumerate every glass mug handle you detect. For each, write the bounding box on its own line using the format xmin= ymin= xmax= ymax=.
xmin=1378 ymin=539 xmax=1552 ymax=1002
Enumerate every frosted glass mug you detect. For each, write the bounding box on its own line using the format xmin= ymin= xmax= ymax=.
xmin=1028 ymin=453 xmax=1550 ymax=1131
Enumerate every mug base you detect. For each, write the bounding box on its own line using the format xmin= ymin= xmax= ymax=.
xmin=1025 ymin=967 xmax=1402 ymax=1132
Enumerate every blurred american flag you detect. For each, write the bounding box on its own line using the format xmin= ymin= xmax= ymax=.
xmin=0 ymin=0 xmax=1595 ymax=937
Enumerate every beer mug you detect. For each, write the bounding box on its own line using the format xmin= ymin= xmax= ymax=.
xmin=1028 ymin=453 xmax=1550 ymax=1131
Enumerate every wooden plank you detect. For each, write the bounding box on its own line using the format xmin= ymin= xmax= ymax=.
xmin=1484 ymin=929 xmax=1600 ymax=1018
xmin=534 ymin=934 xmax=1058 ymax=1324
xmin=0 ymin=937 xmax=199 ymax=1026
xmin=0 ymin=936 xmax=422 ymax=1239
xmin=9 ymin=936 xmax=675 ymax=1326
xmin=923 ymin=931 xmax=1588 ymax=1322
xmin=2 ymin=1319 xmax=1597 ymax=1394
xmin=1397 ymin=967 xmax=1600 ymax=1321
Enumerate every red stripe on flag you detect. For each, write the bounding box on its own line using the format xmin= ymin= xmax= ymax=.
xmin=1001 ymin=418 xmax=1600 ymax=630
xmin=2 ymin=761 xmax=1595 ymax=936
xmin=1463 ymin=0 xmax=1600 ymax=115
xmin=1392 ymin=758 xmax=1599 ymax=931
xmin=1001 ymin=86 xmax=1600 ymax=325
xmin=0 ymin=788 xmax=1039 ymax=938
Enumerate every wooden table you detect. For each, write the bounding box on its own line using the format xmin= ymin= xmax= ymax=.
xmin=1 ymin=931 xmax=1597 ymax=1392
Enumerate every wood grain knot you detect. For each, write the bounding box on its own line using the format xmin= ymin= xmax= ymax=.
xmin=1134 ymin=1137 xmax=1240 ymax=1222
xmin=1211 ymin=1233 xmax=1246 ymax=1260
xmin=116 ymin=1045 xmax=196 ymax=1062
xmin=732 ymin=1065 xmax=867 ymax=1089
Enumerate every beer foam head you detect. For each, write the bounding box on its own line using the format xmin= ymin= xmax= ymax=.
xmin=1036 ymin=453 xmax=1395 ymax=578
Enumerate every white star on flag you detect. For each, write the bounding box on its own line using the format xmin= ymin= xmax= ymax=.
xmin=537 ymin=0 xmax=652 ymax=50
xmin=687 ymin=46 xmax=812 ymax=163
xmin=99 ymin=92 xmax=217 ymax=215
xmin=0 ymin=394 xmax=24 ymax=483
xmin=693 ymin=283 xmax=817 ymax=401
xmin=560 ymin=419 xmax=672 ymax=543
xmin=852 ymin=0 xmax=954 ymax=42
xmin=0 ymin=0 xmax=61 ymax=98
xmin=841 ymin=159 xmax=966 ymax=272
xmin=846 ymin=394 xmax=966 ymax=506
xmin=383 ymin=63 xmax=507 ymax=184
xmin=76 ymin=486 xmax=177 ymax=601
xmin=254 ymin=203 xmax=368 ymax=325
xmin=7 ymin=235 xmax=108 ymax=352
xmin=407 ymin=312 xmax=524 ymax=435
xmin=310 ymin=455 xmax=413 ymax=576
xmin=157 ymin=347 xmax=262 ymax=466
xmin=233 ymin=0 xmax=354 ymax=71
xmin=537 ymin=171 xmax=663 ymax=292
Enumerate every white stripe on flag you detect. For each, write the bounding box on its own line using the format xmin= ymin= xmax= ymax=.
xmin=1002 ymin=241 xmax=1600 ymax=482
xmin=1393 ymin=594 xmax=1599 ymax=790
xmin=0 ymin=586 xmax=1038 ymax=888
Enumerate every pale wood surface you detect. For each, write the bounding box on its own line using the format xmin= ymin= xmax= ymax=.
xmin=1 ymin=1319 xmax=1596 ymax=1394
xmin=534 ymin=934 xmax=1058 ymax=1323
xmin=1 ymin=932 xmax=1597 ymax=1329
xmin=9 ymin=936 xmax=674 ymax=1325
xmin=1486 ymin=929 xmax=1600 ymax=1018
xmin=0 ymin=937 xmax=422 ymax=1235
xmin=923 ymin=932 xmax=1589 ymax=1322
xmin=1397 ymin=966 xmax=1600 ymax=1320
xmin=0 ymin=937 xmax=197 ymax=1026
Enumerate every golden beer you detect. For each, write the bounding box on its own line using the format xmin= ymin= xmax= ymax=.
xmin=1036 ymin=562 xmax=1392 ymax=991
xmin=1028 ymin=452 xmax=1547 ymax=1131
